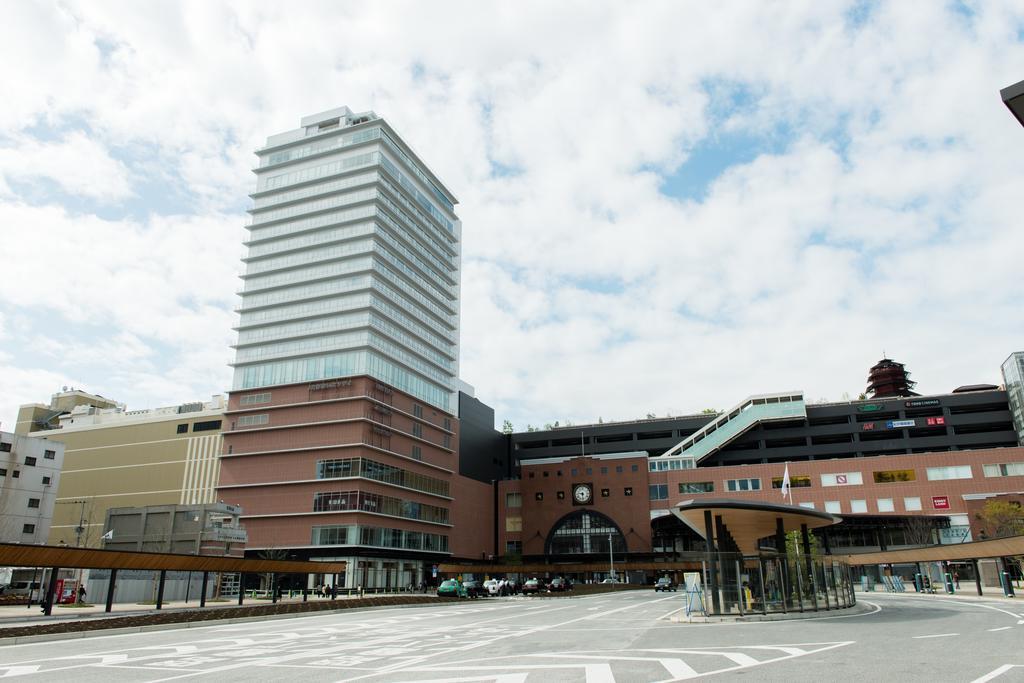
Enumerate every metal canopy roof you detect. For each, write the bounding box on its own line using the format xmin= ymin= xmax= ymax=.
xmin=672 ymin=498 xmax=842 ymax=554
xmin=0 ymin=543 xmax=346 ymax=574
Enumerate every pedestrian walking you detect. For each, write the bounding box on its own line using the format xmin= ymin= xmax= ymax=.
xmin=77 ymin=584 xmax=87 ymax=603
xmin=953 ymin=571 xmax=960 ymax=589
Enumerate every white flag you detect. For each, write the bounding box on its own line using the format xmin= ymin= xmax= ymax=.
xmin=781 ymin=463 xmax=791 ymax=501
xmin=101 ymin=530 xmax=114 ymax=540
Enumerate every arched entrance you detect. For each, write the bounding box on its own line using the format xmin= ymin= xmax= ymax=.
xmin=545 ymin=510 xmax=627 ymax=556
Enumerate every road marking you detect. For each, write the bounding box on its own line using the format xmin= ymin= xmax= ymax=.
xmin=0 ymin=666 xmax=41 ymax=678
xmin=970 ymin=664 xmax=1024 ymax=683
xmin=658 ymin=658 xmax=699 ymax=678
xmin=927 ymin=598 xmax=1022 ymax=621
xmin=912 ymin=633 xmax=959 ymax=639
xmin=988 ymin=626 xmax=1012 ymax=632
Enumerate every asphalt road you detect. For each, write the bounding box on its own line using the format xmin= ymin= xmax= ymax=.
xmin=0 ymin=590 xmax=1022 ymax=681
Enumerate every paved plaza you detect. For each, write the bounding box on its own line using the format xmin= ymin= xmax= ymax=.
xmin=0 ymin=590 xmax=1022 ymax=681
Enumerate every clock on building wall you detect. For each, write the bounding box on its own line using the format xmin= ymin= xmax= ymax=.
xmin=572 ymin=483 xmax=593 ymax=505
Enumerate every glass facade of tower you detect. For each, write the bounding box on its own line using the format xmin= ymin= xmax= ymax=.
xmin=1001 ymin=351 xmax=1024 ymax=446
xmin=231 ymin=107 xmax=461 ymax=412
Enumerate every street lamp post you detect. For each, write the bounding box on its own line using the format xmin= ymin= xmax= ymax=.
xmin=608 ymin=532 xmax=614 ymax=581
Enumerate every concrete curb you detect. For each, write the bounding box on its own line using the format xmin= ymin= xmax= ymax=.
xmin=667 ymin=600 xmax=873 ymax=623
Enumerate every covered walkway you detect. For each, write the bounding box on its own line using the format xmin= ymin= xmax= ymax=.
xmin=0 ymin=543 xmax=346 ymax=615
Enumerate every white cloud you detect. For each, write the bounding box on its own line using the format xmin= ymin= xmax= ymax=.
xmin=0 ymin=132 xmax=133 ymax=201
xmin=0 ymin=1 xmax=1022 ymax=432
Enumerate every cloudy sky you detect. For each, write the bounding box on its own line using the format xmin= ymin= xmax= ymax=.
xmin=1 ymin=1 xmax=1023 ymax=432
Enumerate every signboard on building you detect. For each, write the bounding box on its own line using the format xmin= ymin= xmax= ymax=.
xmin=938 ymin=525 xmax=971 ymax=544
xmin=926 ymin=417 xmax=946 ymax=426
xmin=905 ymin=399 xmax=941 ymax=408
xmin=932 ymin=496 xmax=950 ymax=510
xmin=857 ymin=404 xmax=886 ymax=412
xmin=862 ymin=423 xmax=875 ymax=431
xmin=886 ymin=419 xmax=916 ymax=429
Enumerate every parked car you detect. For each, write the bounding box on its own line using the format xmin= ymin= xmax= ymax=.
xmin=600 ymin=578 xmax=621 ymax=584
xmin=463 ymin=580 xmax=486 ymax=598
xmin=436 ymin=579 xmax=467 ymax=598
xmin=521 ymin=578 xmax=542 ymax=595
xmin=546 ymin=577 xmax=568 ymax=592
xmin=484 ymin=579 xmax=511 ymax=596
xmin=654 ymin=577 xmax=677 ymax=592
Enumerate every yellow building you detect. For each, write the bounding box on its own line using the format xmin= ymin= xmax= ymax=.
xmin=15 ymin=389 xmax=225 ymax=547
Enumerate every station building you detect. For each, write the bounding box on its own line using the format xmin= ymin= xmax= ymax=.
xmin=495 ymin=379 xmax=1024 ymax=575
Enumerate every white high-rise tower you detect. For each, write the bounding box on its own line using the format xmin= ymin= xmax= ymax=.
xmin=232 ymin=107 xmax=461 ymax=411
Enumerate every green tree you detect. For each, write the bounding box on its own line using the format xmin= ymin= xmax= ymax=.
xmin=501 ymin=419 xmax=514 ymax=434
xmin=701 ymin=408 xmax=718 ymax=415
xmin=645 ymin=413 xmax=656 ymax=419
xmin=976 ymin=500 xmax=1024 ymax=538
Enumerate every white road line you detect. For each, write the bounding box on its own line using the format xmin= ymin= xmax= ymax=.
xmin=658 ymin=658 xmax=699 ymax=679
xmin=928 ymin=598 xmax=1022 ymax=621
xmin=971 ymin=664 xmax=1024 ymax=683
xmin=987 ymin=627 xmax=1013 ymax=632
xmin=912 ymin=633 xmax=959 ymax=639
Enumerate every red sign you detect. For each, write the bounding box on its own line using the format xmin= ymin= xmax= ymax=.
xmin=862 ymin=423 xmax=875 ymax=431
xmin=926 ymin=417 xmax=946 ymax=426
xmin=932 ymin=496 xmax=950 ymax=510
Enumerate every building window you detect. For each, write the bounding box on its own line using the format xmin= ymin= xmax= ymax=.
xmin=24 ymin=456 xmax=36 ymax=466
xmin=601 ymin=488 xmax=610 ymax=497
xmin=42 ymin=476 xmax=51 ymax=485
xmin=877 ymin=498 xmax=895 ymax=512
xmin=239 ymin=392 xmax=271 ymax=405
xmin=27 ymin=498 xmax=40 ymax=509
xmin=556 ymin=470 xmax=563 ymax=477
xmin=904 ymin=497 xmax=922 ymax=511
xmin=543 ymin=471 xmax=549 ymax=478
xmin=0 ymin=469 xmax=6 ymax=476
xmin=411 ymin=445 xmax=422 ymax=460
xmin=821 ymin=472 xmax=864 ymax=487
xmin=616 ymin=466 xmax=623 ymax=473
xmin=547 ymin=510 xmax=626 ymax=555
xmin=412 ymin=423 xmax=423 ymax=437
xmin=649 ymin=484 xmax=669 ymax=500
xmin=176 ymin=424 xmax=189 ymax=434
xmin=22 ymin=524 xmax=35 ymax=534
xmin=798 ymin=502 xmax=816 ymax=510
xmin=0 ymin=442 xmax=11 ymax=452
xmin=771 ymin=475 xmax=811 ymax=489
xmin=443 ymin=417 xmax=451 ymax=431
xmin=43 ymin=450 xmax=56 ymax=459
xmin=413 ymin=404 xmax=423 ymax=418
xmin=586 ymin=468 xmax=593 ymax=475
xmin=983 ymin=462 xmax=1024 ymax=477
xmin=601 ymin=467 xmax=608 ymax=474
xmin=238 ymin=414 xmax=269 ymax=426
xmin=631 ymin=464 xmax=639 ymax=472
xmin=192 ymin=420 xmax=222 ymax=432
xmin=726 ymin=478 xmax=761 ymax=492
xmin=443 ymin=434 xmax=451 ymax=448
xmin=926 ymin=465 xmax=972 ymax=481
xmin=506 ymin=517 xmax=522 ymax=532
xmin=824 ymin=501 xmax=842 ymax=514
xmin=506 ymin=492 xmax=522 ymax=508
xmin=850 ymin=499 xmax=868 ymax=513
xmin=571 ymin=468 xmax=578 ymax=476
xmin=535 ymin=492 xmax=544 ymax=501
xmin=624 ymin=487 xmax=633 ymax=496
xmin=12 ymin=470 xmax=19 ymax=478
xmin=873 ymin=469 xmax=916 ymax=483
xmin=679 ymin=482 xmax=714 ymax=494
xmin=528 ymin=472 xmax=535 ymax=479
xmin=506 ymin=540 xmax=522 ymax=555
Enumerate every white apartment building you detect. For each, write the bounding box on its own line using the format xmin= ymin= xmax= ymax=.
xmin=0 ymin=430 xmax=64 ymax=544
